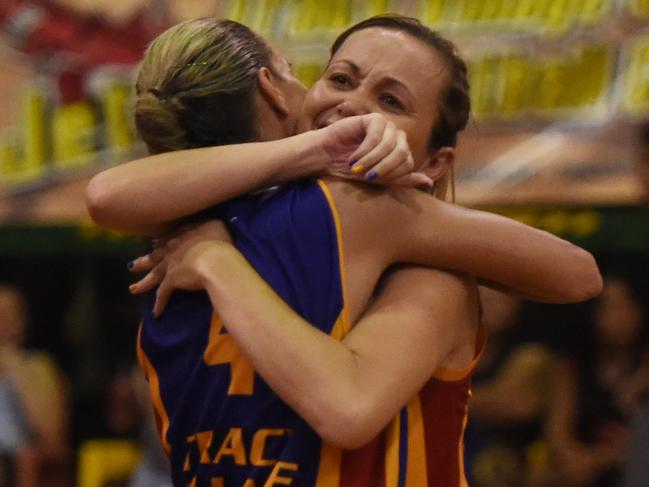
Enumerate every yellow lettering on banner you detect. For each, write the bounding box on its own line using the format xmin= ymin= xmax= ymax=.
xmin=468 ymin=56 xmax=501 ymax=119
xmin=0 ymin=132 xmax=20 ymax=181
xmin=211 ymin=478 xmax=224 ymax=487
xmin=251 ymin=429 xmax=286 ymax=467
xmin=255 ymin=0 xmax=285 ymax=36
xmin=622 ymin=34 xmax=649 ymax=115
xmin=420 ymin=0 xmax=445 ymax=25
xmin=102 ymin=82 xmax=134 ymax=153
xmin=458 ymin=0 xmax=481 ymax=22
xmin=214 ymin=428 xmax=247 ymax=466
xmin=470 ymin=43 xmax=612 ymax=120
xmin=225 ymin=0 xmax=246 ymax=22
xmin=288 ymin=0 xmax=350 ymax=36
xmin=514 ymin=0 xmax=538 ymax=24
xmin=52 ymin=101 xmax=97 ymax=170
xmin=10 ymin=88 xmax=48 ymax=185
xmin=542 ymin=0 xmax=574 ymax=33
xmin=227 ymin=0 xmax=283 ymax=36
xmin=243 ymin=479 xmax=257 ymax=487
xmin=361 ymin=0 xmax=390 ymax=17
xmin=630 ymin=0 xmax=649 ymax=18
xmin=577 ymin=0 xmax=609 ymax=25
xmin=187 ymin=477 xmax=197 ymax=487
xmin=501 ymin=54 xmax=532 ymax=118
xmin=204 ymin=315 xmax=255 ymax=395
xmin=265 ymin=461 xmax=298 ymax=486
xmin=23 ymin=88 xmax=47 ymax=172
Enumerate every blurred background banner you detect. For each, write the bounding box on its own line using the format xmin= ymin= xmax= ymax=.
xmin=0 ymin=0 xmax=648 ymax=221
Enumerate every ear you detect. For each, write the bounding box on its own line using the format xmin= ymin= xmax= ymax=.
xmin=257 ymin=67 xmax=289 ymax=117
xmin=421 ymin=147 xmax=455 ymax=181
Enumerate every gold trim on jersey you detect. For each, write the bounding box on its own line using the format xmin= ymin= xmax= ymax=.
xmin=136 ymin=325 xmax=172 ymax=455
xmin=316 ymin=179 xmax=351 ymax=338
xmin=405 ymin=396 xmax=428 ymax=486
xmin=434 ymin=325 xmax=487 ymax=382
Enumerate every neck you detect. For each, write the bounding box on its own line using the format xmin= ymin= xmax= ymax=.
xmin=254 ymin=91 xmax=287 ymax=142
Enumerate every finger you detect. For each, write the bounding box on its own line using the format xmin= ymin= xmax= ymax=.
xmin=348 ymin=114 xmax=388 ymax=170
xmin=129 ymin=264 xmax=166 ymax=294
xmin=350 ymin=123 xmax=398 ymax=177
xmin=128 ymin=249 xmax=164 ymax=273
xmin=373 ymin=132 xmax=414 ymax=181
xmin=153 ymin=281 xmax=173 ymax=318
xmin=389 ymin=172 xmax=434 ymax=190
xmin=365 ymin=134 xmax=414 ymax=183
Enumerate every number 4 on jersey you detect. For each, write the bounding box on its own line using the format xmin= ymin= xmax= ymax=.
xmin=204 ymin=314 xmax=255 ymax=395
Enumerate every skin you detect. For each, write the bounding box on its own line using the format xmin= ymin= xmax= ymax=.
xmin=299 ymin=28 xmax=451 ymax=176
xmin=123 ymin=28 xmax=600 ymax=447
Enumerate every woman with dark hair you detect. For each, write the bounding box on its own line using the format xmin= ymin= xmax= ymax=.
xmin=87 ymin=16 xmax=601 ymax=486
xmin=548 ymin=277 xmax=648 ymax=487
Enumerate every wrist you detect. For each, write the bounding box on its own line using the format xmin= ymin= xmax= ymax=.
xmin=282 ymin=130 xmax=331 ymax=178
xmin=193 ymin=242 xmax=235 ymax=291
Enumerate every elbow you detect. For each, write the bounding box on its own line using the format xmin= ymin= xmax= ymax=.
xmin=565 ymin=248 xmax=603 ymax=303
xmin=310 ymin=398 xmax=381 ymax=450
xmin=85 ymin=172 xmax=115 ymax=227
xmin=85 ymin=172 xmax=118 ymax=227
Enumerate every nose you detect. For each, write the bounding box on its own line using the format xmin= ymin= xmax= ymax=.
xmin=335 ymin=88 xmax=373 ymax=117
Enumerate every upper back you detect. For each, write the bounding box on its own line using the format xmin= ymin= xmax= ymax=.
xmin=138 ymin=179 xmax=351 ymax=485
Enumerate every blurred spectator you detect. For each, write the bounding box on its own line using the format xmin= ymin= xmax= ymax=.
xmin=0 ymin=285 xmax=70 ymax=487
xmin=547 ymin=277 xmax=649 ymax=487
xmin=465 ymin=287 xmax=555 ymax=487
xmin=640 ymin=122 xmax=649 ymax=201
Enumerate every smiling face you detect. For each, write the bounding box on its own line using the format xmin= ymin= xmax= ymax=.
xmin=299 ymin=27 xmax=451 ymax=171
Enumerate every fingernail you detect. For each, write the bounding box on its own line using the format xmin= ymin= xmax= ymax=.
xmin=351 ymin=164 xmax=364 ymax=174
xmin=127 ymin=260 xmax=134 ymax=270
xmin=348 ymin=158 xmax=357 ymax=167
xmin=366 ymin=171 xmax=378 ymax=181
xmin=129 ymin=284 xmax=137 ymax=293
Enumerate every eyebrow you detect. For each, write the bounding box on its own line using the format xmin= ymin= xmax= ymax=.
xmin=330 ymin=59 xmax=416 ymax=103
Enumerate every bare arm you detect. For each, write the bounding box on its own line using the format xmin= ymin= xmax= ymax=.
xmin=86 ymin=130 xmax=328 ymax=235
xmin=154 ymin=236 xmax=477 ymax=449
xmin=326 ymin=179 xmax=602 ymax=303
xmin=86 ymin=114 xmax=429 ymax=235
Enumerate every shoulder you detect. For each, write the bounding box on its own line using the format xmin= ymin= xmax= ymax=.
xmin=318 ymin=177 xmax=435 ymax=254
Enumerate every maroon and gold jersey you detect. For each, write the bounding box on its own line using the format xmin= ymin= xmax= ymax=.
xmin=316 ymin=327 xmax=486 ymax=487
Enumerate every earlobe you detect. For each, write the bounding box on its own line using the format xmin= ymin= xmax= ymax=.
xmin=423 ymin=147 xmax=455 ymax=181
xmin=257 ymin=67 xmax=289 ymax=117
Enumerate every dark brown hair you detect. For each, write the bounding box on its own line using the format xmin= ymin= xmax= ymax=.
xmin=135 ymin=18 xmax=278 ymax=154
xmin=331 ymin=14 xmax=470 ymax=150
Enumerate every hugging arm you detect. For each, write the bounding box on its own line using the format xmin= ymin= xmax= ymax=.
xmin=326 ymin=178 xmax=602 ymax=303
xmin=90 ymin=111 xmax=601 ymax=302
xmin=149 ymin=233 xmax=476 ymax=448
xmin=86 ymin=114 xmax=430 ymax=236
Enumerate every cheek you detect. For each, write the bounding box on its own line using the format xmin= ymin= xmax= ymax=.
xmin=404 ymin=126 xmax=432 ymax=165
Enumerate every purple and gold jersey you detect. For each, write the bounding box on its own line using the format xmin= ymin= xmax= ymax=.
xmin=137 ymin=179 xmax=352 ymax=486
xmin=137 ymin=177 xmax=484 ymax=487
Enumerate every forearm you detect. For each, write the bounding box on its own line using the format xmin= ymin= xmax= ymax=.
xmin=406 ymin=197 xmax=603 ymax=303
xmin=86 ymin=131 xmax=327 ymax=235
xmin=195 ymin=244 xmax=367 ymax=446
